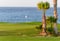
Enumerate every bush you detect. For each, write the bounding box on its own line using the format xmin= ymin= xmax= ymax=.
xmin=36 ymin=25 xmax=42 ymax=30
xmin=47 ymin=27 xmax=53 ymax=34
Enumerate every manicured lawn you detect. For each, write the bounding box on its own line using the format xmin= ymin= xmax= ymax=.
xmin=0 ymin=22 xmax=59 ymax=41
xmin=0 ymin=36 xmax=60 ymax=41
xmin=0 ymin=22 xmax=41 ymax=36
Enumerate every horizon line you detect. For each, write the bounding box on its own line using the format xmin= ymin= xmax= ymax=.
xmin=0 ymin=6 xmax=60 ymax=8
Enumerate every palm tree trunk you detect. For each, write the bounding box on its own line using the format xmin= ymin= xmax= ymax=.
xmin=53 ymin=0 xmax=58 ymax=35
xmin=40 ymin=10 xmax=47 ymax=36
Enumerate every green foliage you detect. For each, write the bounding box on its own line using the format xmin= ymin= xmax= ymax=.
xmin=37 ymin=2 xmax=50 ymax=10
xmin=37 ymin=2 xmax=44 ymax=9
xmin=46 ymin=16 xmax=57 ymax=23
xmin=46 ymin=16 xmax=58 ymax=35
xmin=47 ymin=27 xmax=54 ymax=34
xmin=44 ymin=2 xmax=50 ymax=9
xmin=36 ymin=25 xmax=42 ymax=30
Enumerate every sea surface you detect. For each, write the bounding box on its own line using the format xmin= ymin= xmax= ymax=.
xmin=0 ymin=7 xmax=60 ymax=23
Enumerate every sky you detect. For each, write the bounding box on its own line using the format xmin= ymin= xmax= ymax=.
xmin=0 ymin=0 xmax=59 ymax=7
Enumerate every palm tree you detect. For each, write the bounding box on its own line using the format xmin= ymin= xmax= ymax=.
xmin=37 ymin=2 xmax=50 ymax=36
xmin=53 ymin=0 xmax=58 ymax=35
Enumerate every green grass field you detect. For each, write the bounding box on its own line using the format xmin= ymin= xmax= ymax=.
xmin=0 ymin=22 xmax=60 ymax=41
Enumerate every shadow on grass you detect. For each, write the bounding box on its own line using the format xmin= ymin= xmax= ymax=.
xmin=0 ymin=29 xmax=40 ymax=36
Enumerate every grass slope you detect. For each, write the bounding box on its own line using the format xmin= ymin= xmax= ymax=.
xmin=0 ymin=22 xmax=41 ymax=36
xmin=0 ymin=22 xmax=59 ymax=41
xmin=0 ymin=36 xmax=60 ymax=41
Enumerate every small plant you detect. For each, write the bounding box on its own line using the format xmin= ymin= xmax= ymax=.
xmin=46 ymin=16 xmax=58 ymax=35
xmin=36 ymin=25 xmax=42 ymax=30
xmin=47 ymin=27 xmax=53 ymax=34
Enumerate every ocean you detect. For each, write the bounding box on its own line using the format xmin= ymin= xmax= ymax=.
xmin=0 ymin=7 xmax=60 ymax=23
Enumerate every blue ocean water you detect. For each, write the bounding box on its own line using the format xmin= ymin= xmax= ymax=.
xmin=0 ymin=7 xmax=60 ymax=23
